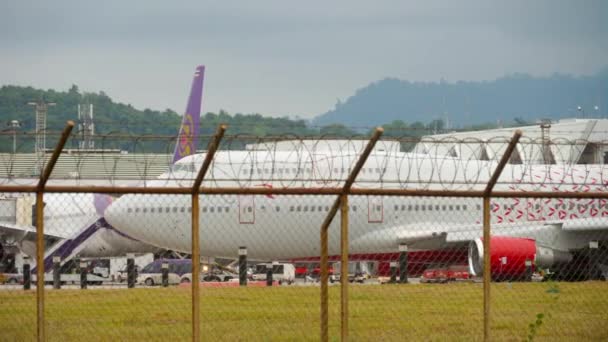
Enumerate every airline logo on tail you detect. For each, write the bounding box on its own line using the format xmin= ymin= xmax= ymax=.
xmin=173 ymin=65 xmax=205 ymax=164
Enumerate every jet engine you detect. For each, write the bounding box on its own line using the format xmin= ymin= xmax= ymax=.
xmin=468 ymin=236 xmax=572 ymax=280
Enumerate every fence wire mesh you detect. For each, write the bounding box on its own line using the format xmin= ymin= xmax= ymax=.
xmin=0 ymin=129 xmax=607 ymax=341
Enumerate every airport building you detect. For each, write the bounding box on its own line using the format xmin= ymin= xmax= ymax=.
xmin=414 ymin=118 xmax=608 ymax=164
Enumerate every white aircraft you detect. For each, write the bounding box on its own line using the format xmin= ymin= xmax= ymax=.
xmin=104 ymin=148 xmax=608 ymax=281
xmin=0 ymin=65 xmax=206 ymax=270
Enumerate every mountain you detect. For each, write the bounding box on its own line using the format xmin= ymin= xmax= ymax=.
xmin=313 ymin=70 xmax=608 ymax=128
xmin=0 ymin=85 xmax=323 ymax=153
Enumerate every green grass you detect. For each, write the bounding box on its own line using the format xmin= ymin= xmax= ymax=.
xmin=0 ymin=282 xmax=607 ymax=341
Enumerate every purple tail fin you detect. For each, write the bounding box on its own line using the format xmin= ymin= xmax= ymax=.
xmin=172 ymin=65 xmax=205 ymax=164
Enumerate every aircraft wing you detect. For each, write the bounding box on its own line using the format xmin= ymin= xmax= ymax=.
xmin=0 ymin=223 xmax=66 ymax=242
xmin=351 ymin=218 xmax=608 ymax=252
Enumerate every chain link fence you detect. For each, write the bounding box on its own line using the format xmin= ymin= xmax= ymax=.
xmin=0 ymin=125 xmax=607 ymax=341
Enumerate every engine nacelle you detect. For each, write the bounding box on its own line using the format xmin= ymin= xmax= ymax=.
xmin=468 ymin=237 xmax=572 ymax=280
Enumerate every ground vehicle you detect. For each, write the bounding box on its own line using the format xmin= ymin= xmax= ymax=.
xmin=420 ymin=265 xmax=471 ymax=283
xmin=251 ymin=263 xmax=295 ymax=285
xmin=137 ymin=259 xmax=191 ymax=286
xmin=330 ymin=261 xmax=376 ymax=283
xmin=0 ymin=273 xmax=23 ymax=284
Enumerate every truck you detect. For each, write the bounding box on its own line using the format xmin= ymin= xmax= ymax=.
xmin=330 ymin=261 xmax=377 ymax=283
xmin=251 ymin=262 xmax=295 ymax=285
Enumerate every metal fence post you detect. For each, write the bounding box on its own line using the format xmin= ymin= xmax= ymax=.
xmin=239 ymin=247 xmax=247 ymax=286
xmin=190 ymin=124 xmax=226 ymax=342
xmin=162 ymin=261 xmax=169 ymax=287
xmin=23 ymin=259 xmax=31 ymax=290
xmin=399 ymin=244 xmax=408 ymax=284
xmin=319 ymin=127 xmax=383 ymax=342
xmin=53 ymin=256 xmax=61 ymax=289
xmin=127 ymin=254 xmax=135 ymax=288
xmin=482 ymin=130 xmax=522 ymax=341
xmin=340 ymin=195 xmax=349 ymax=341
xmin=34 ymin=121 xmax=74 ymax=342
xmin=80 ymin=261 xmax=87 ymax=290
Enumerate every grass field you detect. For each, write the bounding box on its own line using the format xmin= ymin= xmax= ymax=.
xmin=0 ymin=282 xmax=607 ymax=341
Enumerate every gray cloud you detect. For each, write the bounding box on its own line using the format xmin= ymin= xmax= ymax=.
xmin=1 ymin=1 xmax=606 ymax=118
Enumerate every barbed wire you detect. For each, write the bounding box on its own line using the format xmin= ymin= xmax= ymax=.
xmin=1 ymin=133 xmax=607 ymax=193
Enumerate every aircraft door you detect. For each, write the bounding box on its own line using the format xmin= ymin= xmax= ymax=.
xmin=368 ymin=196 xmax=383 ymax=223
xmin=238 ymin=196 xmax=255 ymax=224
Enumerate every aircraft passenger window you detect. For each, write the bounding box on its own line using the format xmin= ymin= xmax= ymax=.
xmin=297 ymin=206 xmax=301 ymax=212
xmin=408 ymin=205 xmax=412 ymax=211
xmin=158 ymin=207 xmax=162 ymax=212
xmin=463 ymin=205 xmax=467 ymax=210
xmin=173 ymin=207 xmax=178 ymax=213
xmin=394 ymin=205 xmax=399 ymax=211
xmin=442 ymin=205 xmax=447 ymax=211
xmin=128 ymin=208 xmax=132 ymax=213
xmin=401 ymin=205 xmax=406 ymax=211
xmin=210 ymin=207 xmax=215 ymax=213
xmin=456 ymin=205 xmax=461 ymax=211
xmin=535 ymin=204 xmax=540 ymax=210
xmin=218 ymin=207 xmax=222 ymax=213
xmin=304 ymin=206 xmax=308 ymax=212
xmin=143 ymin=208 xmax=148 ymax=213
xmin=180 ymin=207 xmax=185 ymax=213
xmin=449 ymin=205 xmax=453 ymax=211
xmin=166 ymin=207 xmax=170 ymax=213
xmin=422 ymin=205 xmax=426 ymax=211
xmin=415 ymin=205 xmax=419 ymax=211
xmin=202 ymin=207 xmax=207 ymax=213
xmin=311 ymin=206 xmax=315 ymax=212
xmin=325 ymin=206 xmax=329 ymax=211
xmin=247 ymin=207 xmax=252 ymax=213
xmin=289 ymin=206 xmax=294 ymax=212
xmin=276 ymin=206 xmax=280 ymax=212
xmin=428 ymin=205 xmax=433 ymax=211
xmin=135 ymin=208 xmax=140 ymax=213
xmin=318 ymin=206 xmax=323 ymax=211
xmin=476 ymin=204 xmax=481 ymax=210
xmin=435 ymin=205 xmax=440 ymax=211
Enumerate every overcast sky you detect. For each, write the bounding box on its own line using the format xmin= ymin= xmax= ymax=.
xmin=1 ymin=1 xmax=606 ymax=119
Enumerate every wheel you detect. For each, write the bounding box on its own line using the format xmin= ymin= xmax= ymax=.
xmin=180 ymin=277 xmax=191 ymax=283
xmin=145 ymin=278 xmax=154 ymax=286
xmin=7 ymin=278 xmax=18 ymax=284
xmin=223 ymin=277 xmax=232 ymax=282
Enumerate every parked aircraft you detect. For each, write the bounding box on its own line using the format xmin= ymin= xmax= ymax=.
xmin=0 ymin=65 xmax=206 ymax=270
xmin=105 ymin=148 xmax=608 ymax=281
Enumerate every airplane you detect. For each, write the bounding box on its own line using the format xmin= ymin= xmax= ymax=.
xmin=104 ymin=146 xmax=608 ymax=281
xmin=0 ymin=65 xmax=206 ymax=271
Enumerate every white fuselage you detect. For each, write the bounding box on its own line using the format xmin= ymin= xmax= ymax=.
xmin=104 ymin=151 xmax=608 ymax=260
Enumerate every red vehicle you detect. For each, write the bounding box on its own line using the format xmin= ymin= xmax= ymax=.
xmin=421 ymin=265 xmax=471 ymax=283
